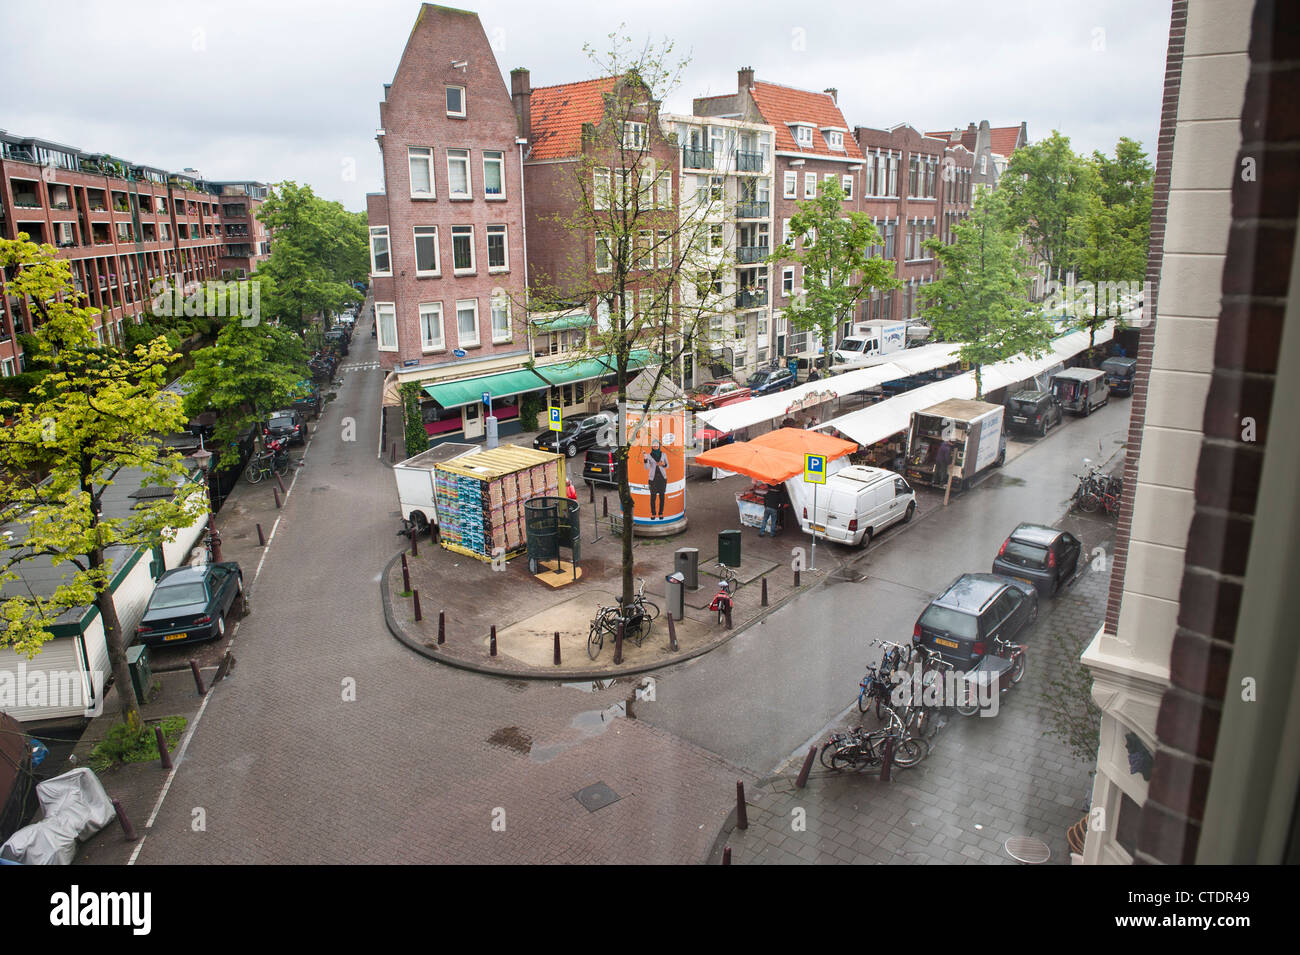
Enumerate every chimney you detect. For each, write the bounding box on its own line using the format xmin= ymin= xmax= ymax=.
xmin=511 ymin=67 xmax=532 ymax=141
xmin=738 ymin=66 xmax=754 ymax=93
xmin=824 ymin=88 xmax=838 ymax=104
xmin=967 ymin=122 xmax=977 ymax=134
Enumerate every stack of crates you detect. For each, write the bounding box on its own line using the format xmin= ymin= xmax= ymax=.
xmin=433 ymin=447 xmax=565 ymax=562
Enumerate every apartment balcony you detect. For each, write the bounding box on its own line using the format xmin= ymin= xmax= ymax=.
xmin=682 ymin=147 xmax=714 ymax=171
xmin=735 ymin=289 xmax=768 ymax=308
xmin=735 ymin=151 xmax=764 ymax=173
xmin=736 ymin=245 xmax=769 ymax=265
xmin=735 ymin=200 xmax=769 ymax=219
xmin=12 ymin=194 xmax=41 ymax=209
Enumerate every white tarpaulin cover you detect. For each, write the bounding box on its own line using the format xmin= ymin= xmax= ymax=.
xmin=0 ymin=768 xmax=115 ymax=865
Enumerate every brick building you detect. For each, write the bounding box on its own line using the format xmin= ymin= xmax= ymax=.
xmin=1 ymin=131 xmax=269 ymax=377
xmin=926 ymin=120 xmax=1028 ymax=192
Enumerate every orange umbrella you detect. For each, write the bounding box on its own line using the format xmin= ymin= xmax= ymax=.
xmin=693 ymin=443 xmax=806 ymax=484
xmin=749 ymin=427 xmax=858 ymax=460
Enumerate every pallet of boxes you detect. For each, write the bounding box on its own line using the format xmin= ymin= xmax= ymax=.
xmin=432 ymin=446 xmax=565 ymax=563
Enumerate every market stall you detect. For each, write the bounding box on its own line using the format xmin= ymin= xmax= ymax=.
xmin=434 ymin=446 xmax=565 ymax=562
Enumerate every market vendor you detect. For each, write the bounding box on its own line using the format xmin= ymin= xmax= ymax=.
xmin=760 ymin=482 xmax=787 ymax=537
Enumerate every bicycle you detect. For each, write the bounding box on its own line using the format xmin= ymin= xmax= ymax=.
xmin=819 ymin=710 xmax=926 ymax=772
xmin=714 ymin=562 xmax=739 ymax=592
xmin=900 ymin=645 xmax=956 ymax=740
xmin=587 ymin=597 xmax=654 ymax=660
xmin=858 ymin=639 xmax=910 ymax=718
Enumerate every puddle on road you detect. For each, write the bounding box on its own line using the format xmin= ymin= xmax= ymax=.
xmin=529 ymin=702 xmax=627 ymax=764
xmin=986 ymin=474 xmax=1028 ymax=488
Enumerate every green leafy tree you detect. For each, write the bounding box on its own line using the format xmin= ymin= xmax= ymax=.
xmin=400 ymin=382 xmax=430 ymax=458
xmin=920 ymin=192 xmax=1055 ymax=399
xmin=770 ymin=176 xmax=899 ymax=365
xmin=999 ymin=130 xmax=1096 ymax=283
xmin=181 ymin=319 xmax=310 ymax=468
xmin=0 ymin=236 xmax=204 ymax=726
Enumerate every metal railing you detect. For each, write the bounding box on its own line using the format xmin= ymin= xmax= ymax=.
xmin=735 ymin=151 xmax=764 ymax=172
xmin=736 ymin=246 xmax=769 ymax=264
xmin=682 ymin=146 xmax=714 ymax=170
xmin=736 ymin=289 xmax=768 ymax=308
xmin=735 ymin=200 xmax=769 ymax=219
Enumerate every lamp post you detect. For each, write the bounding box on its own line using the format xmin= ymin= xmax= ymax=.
xmin=191 ymin=440 xmax=223 ymax=563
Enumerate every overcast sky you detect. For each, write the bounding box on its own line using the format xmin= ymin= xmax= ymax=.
xmin=1 ymin=0 xmax=1170 ymax=212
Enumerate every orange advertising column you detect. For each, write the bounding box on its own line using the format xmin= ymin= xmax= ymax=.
xmin=626 ymin=403 xmax=687 ymax=535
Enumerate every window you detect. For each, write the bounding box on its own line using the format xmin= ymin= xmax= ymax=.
xmin=414 ymin=226 xmax=439 ymax=276
xmin=491 ymin=298 xmax=511 ymax=343
xmin=709 ymin=224 xmax=723 ymax=252
xmin=369 ymin=226 xmax=391 ymax=275
xmin=782 ymin=267 xmax=794 ymax=296
xmin=447 ymin=149 xmax=471 ymax=198
xmin=622 ymin=122 xmax=648 ymax=149
xmin=456 ymin=299 xmax=479 ymax=346
xmin=657 ymin=231 xmax=671 ymax=269
xmin=842 ymin=175 xmax=854 ymax=200
xmin=980 ymin=155 xmax=988 ymax=175
xmin=710 ymin=176 xmax=724 ymax=202
xmin=826 ymin=130 xmax=844 ymax=149
xmin=656 ymin=172 xmax=673 ymax=209
xmin=888 ymin=155 xmax=899 ymax=196
xmin=794 ymin=125 xmax=812 ymax=146
xmin=419 ymin=302 xmax=444 ymax=351
xmin=595 ymin=236 xmax=611 ymax=273
xmin=445 ymin=86 xmax=467 ymax=117
xmin=782 ymin=217 xmax=791 ymax=246
xmin=783 ymin=171 xmax=796 ymax=198
xmin=376 ymin=302 xmax=397 ymax=351
xmin=452 ymin=225 xmax=475 ymax=273
xmin=408 ymin=146 xmax=436 ymax=199
xmin=483 ymin=151 xmax=504 ymax=197
xmin=487 ymin=224 xmax=508 ymax=271
xmin=804 ymin=172 xmax=817 ymax=198
xmin=909 ymin=156 xmax=920 ymax=197
xmin=594 ymin=167 xmax=612 ymax=210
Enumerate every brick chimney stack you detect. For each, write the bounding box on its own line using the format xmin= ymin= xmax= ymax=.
xmin=824 ymin=88 xmax=838 ymax=104
xmin=511 ymin=67 xmax=531 ymax=141
xmin=738 ymin=66 xmax=754 ymax=92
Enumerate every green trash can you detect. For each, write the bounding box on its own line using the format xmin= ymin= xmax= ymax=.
xmin=126 ymin=644 xmax=152 ymax=706
xmin=718 ymin=529 xmax=742 ymax=568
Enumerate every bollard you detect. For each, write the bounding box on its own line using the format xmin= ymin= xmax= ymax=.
xmin=390 ymin=443 xmax=397 ymax=463
xmin=256 ymin=523 xmax=266 ymax=546
xmin=274 ymin=472 xmax=286 ymax=495
xmin=189 ymin=659 xmax=207 ymax=696
xmin=112 ymin=798 xmax=139 ymax=841
xmin=794 ymin=568 xmax=801 ymax=588
xmin=613 ymin=620 xmax=624 ymax=665
xmin=725 ymin=604 xmax=733 ymax=630
xmin=154 ymin=725 xmax=173 ymax=770
xmin=796 ymin=746 xmax=817 ymax=789
xmin=667 ymin=613 xmax=678 ymax=652
xmin=490 ymin=625 xmax=497 ymax=657
xmin=625 ymin=694 xmax=636 ymax=720
xmin=411 ymin=533 xmax=418 ymax=557
xmin=438 ymin=611 xmax=446 ymax=645
xmin=761 ymin=577 xmax=768 ymax=607
xmin=722 ymin=846 xmax=731 ymax=866
xmin=401 ymin=555 xmax=410 ymax=593
xmin=735 ymin=781 xmax=748 ymax=830
xmin=880 ymin=736 xmax=895 ymax=783
xmin=273 ymin=487 xmax=282 ymax=509
xmin=214 ymin=651 xmax=235 ymax=683
xmin=602 ymin=496 xmax=608 ymax=518
xmin=554 ymin=631 xmax=561 ymax=666
xmin=413 ymin=590 xmax=422 ymax=622
xmin=589 ymin=482 xmax=595 ymax=504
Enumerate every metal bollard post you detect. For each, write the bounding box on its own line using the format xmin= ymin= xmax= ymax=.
xmin=438 ymin=611 xmax=446 ymax=645
xmin=256 ymin=523 xmax=266 ymax=546
xmin=411 ymin=533 xmax=418 ymax=557
xmin=189 ymin=660 xmax=207 ymax=696
xmin=273 ymin=487 xmax=282 ymax=509
xmin=490 ymin=625 xmax=497 ymax=656
xmin=725 ymin=604 xmax=733 ymax=630
xmin=589 ymin=482 xmax=595 ymax=504
xmin=794 ymin=568 xmax=801 ymax=588
xmin=735 ymin=781 xmax=748 ymax=830
xmin=274 ymin=472 xmax=286 ymax=495
xmin=613 ymin=621 xmax=624 ymax=665
xmin=722 ymin=846 xmax=731 ymax=865
xmin=112 ymin=799 xmax=139 ymax=841
xmin=761 ymin=577 xmax=768 ymax=607
xmin=554 ymin=631 xmax=561 ymax=666
xmin=880 ymin=736 xmax=895 ymax=782
xmin=401 ymin=554 xmax=410 ymax=592
xmin=390 ymin=443 xmax=397 ymax=463
xmin=154 ymin=725 xmax=173 ymax=770
xmin=413 ymin=590 xmax=422 ymax=622
xmin=602 ymin=496 xmax=608 ymax=518
xmin=796 ymin=746 xmax=817 ymax=789
xmin=667 ymin=613 xmax=678 ymax=652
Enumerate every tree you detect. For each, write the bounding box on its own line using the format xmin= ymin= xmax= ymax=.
xmin=0 ymin=236 xmax=204 ymax=726
xmin=400 ymin=382 xmax=429 ymax=459
xmin=770 ymin=176 xmax=899 ymax=364
xmin=527 ymin=36 xmax=731 ymax=607
xmin=920 ymin=192 xmax=1056 ymax=398
xmin=999 ymin=130 xmax=1095 ymax=284
xmin=181 ymin=318 xmax=310 ymax=469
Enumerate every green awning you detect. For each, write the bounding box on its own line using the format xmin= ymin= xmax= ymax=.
xmin=423 ymin=368 xmax=547 ymax=408
xmin=533 ymin=357 xmax=614 ymax=387
xmin=607 ymin=348 xmax=656 ymax=373
xmin=532 ymin=314 xmax=594 ymax=331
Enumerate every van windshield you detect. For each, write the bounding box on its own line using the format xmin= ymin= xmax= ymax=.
xmin=839 ymin=339 xmax=864 ymax=352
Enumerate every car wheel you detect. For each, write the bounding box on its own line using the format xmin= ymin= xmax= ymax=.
xmin=858 ymin=528 xmax=873 ymax=549
xmin=902 ymin=502 xmax=915 ymax=524
xmin=301 ymin=423 xmax=309 ymax=441
xmin=1038 ymin=420 xmax=1047 ymax=437
xmin=1028 ymin=599 xmax=1039 ymax=626
xmin=565 ymin=444 xmax=577 ymax=458
xmin=217 ymin=615 xmax=226 ymax=639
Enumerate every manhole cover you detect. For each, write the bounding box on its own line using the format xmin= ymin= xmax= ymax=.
xmin=574 ymin=782 xmax=621 ymax=813
xmin=1005 ymin=836 xmax=1051 ymax=864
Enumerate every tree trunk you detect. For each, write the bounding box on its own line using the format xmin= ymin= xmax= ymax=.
xmin=616 ymin=363 xmax=634 ymax=608
xmin=89 ymin=549 xmax=140 ymax=727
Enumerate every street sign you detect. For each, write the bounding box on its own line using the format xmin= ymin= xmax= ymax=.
xmin=548 ymin=406 xmax=562 ymax=432
xmin=804 ymin=453 xmax=827 ymax=485
xmin=482 ymin=391 xmax=492 ymax=408
xmin=453 ymin=348 xmax=467 ymax=358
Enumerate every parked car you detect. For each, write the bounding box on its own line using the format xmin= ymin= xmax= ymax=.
xmin=265 ymin=409 xmax=308 ymax=446
xmin=912 ymin=573 xmax=1039 ymax=670
xmin=1100 ymin=356 xmax=1138 ymax=396
xmin=687 ymin=379 xmax=751 ymax=411
xmin=992 ymin=523 xmax=1082 ymax=596
xmin=582 ymin=446 xmax=625 ymax=488
xmin=746 ymin=365 xmax=796 ymax=396
xmin=533 ymin=412 xmax=613 ymax=458
xmin=1050 ymin=367 xmax=1109 ymax=416
xmin=799 ymin=466 xmax=915 ymax=548
xmin=134 ymin=562 xmax=245 ymax=647
xmin=1005 ymin=390 xmax=1063 ymax=437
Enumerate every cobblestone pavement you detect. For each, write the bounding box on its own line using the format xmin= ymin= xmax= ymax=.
xmin=711 ymin=511 xmax=1115 ymax=865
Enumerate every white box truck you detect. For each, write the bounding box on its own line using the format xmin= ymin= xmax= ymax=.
xmin=832 ymin=320 xmax=908 ymax=365
xmin=904 ymin=399 xmax=1005 ymax=491
xmin=394 ymin=442 xmax=479 ymax=536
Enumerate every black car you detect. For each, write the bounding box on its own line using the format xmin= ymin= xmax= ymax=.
xmin=992 ymin=523 xmax=1082 ymax=596
xmin=135 ymin=562 xmax=244 ymax=647
xmin=1005 ymin=390 xmax=1063 ymax=437
xmin=265 ymin=409 xmax=308 ymax=446
xmin=533 ymin=412 xmax=613 ymax=458
xmin=582 ymin=446 xmax=625 ymax=487
xmin=912 ymin=573 xmax=1039 ymax=670
xmin=1100 ymin=356 xmax=1138 ymax=396
xmin=747 ymin=366 xmax=796 ymax=396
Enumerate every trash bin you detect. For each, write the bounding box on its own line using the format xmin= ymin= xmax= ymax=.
xmin=126 ymin=644 xmax=152 ymax=706
xmin=665 ymin=572 xmax=686 ymax=622
xmin=718 ymin=529 xmax=741 ymax=568
xmin=674 ymin=547 xmax=699 ymax=590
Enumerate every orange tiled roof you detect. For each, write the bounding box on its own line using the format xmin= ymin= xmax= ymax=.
xmin=988 ymin=125 xmax=1023 ymax=158
xmin=749 ymin=82 xmax=863 ymax=159
xmin=528 ymin=76 xmax=618 ymax=160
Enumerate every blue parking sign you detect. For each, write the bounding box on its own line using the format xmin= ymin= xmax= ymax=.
xmin=804 ymin=453 xmax=827 ymax=485
xmin=548 ymin=406 xmax=562 ymax=432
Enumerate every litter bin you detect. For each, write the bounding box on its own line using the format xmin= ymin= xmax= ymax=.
xmin=665 ymin=572 xmax=686 ymax=622
xmin=674 ymin=547 xmax=699 ymax=590
xmin=126 ymin=644 xmax=152 ymax=706
xmin=718 ymin=529 xmax=741 ymax=568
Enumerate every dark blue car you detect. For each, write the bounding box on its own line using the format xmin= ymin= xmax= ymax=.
xmin=135 ymin=562 xmax=244 ymax=647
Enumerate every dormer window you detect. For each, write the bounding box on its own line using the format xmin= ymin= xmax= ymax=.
xmin=794 ymin=125 xmax=813 ymax=147
xmin=826 ymin=130 xmax=844 ymax=150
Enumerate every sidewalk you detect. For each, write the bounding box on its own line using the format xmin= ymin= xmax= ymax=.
xmin=708 ymin=505 xmax=1114 ymax=865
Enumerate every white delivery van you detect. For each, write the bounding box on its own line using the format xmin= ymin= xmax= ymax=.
xmin=832 ymin=320 xmax=907 ymax=365
xmin=394 ymin=442 xmax=480 ymax=536
xmin=799 ymin=466 xmax=916 ymax=549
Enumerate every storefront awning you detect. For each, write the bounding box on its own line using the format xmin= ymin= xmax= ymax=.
xmin=532 ymin=314 xmax=594 ymax=332
xmin=533 ymin=357 xmax=613 ymax=387
xmin=423 ymin=368 xmax=547 ymax=408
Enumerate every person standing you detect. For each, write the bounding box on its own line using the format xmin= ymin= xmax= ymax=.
xmin=935 ymin=439 xmax=954 ymax=486
xmin=760 ymin=482 xmax=783 ymax=537
xmin=642 ymin=439 xmax=669 ymax=519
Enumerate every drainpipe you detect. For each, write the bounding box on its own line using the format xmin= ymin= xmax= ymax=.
xmin=517 ymin=138 xmax=530 ymax=337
